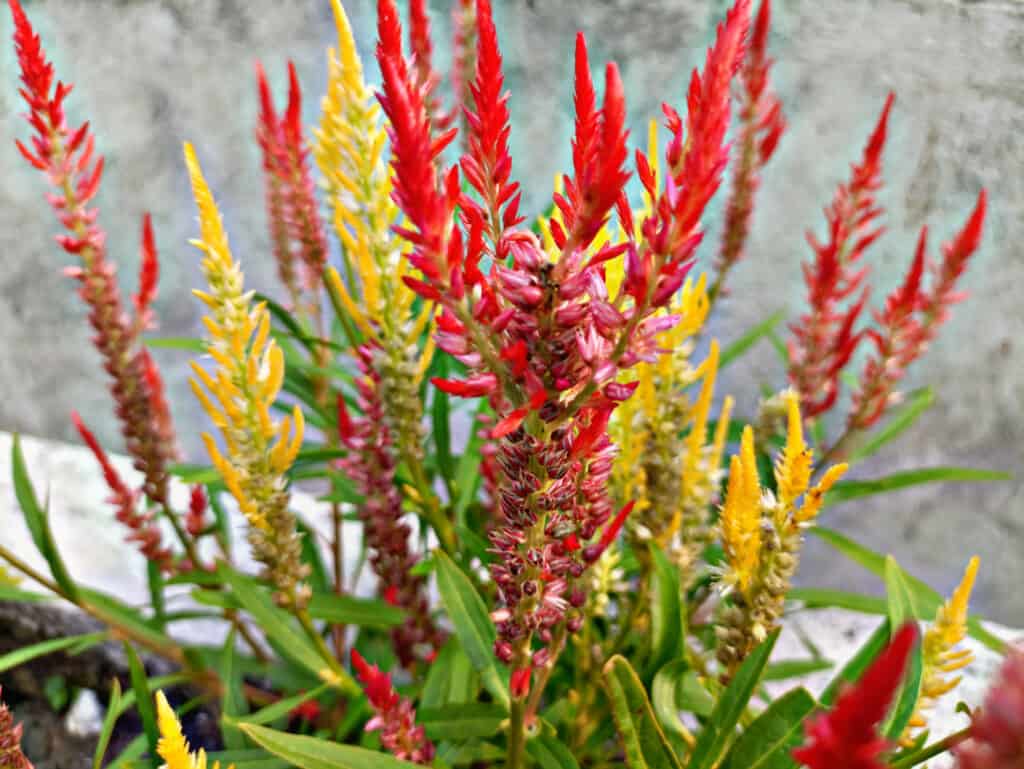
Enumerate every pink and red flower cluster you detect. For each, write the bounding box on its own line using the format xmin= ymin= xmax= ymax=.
xmin=10 ymin=0 xmax=177 ymax=507
xmin=955 ymin=644 xmax=1024 ymax=769
xmin=336 ymin=347 xmax=444 ymax=669
xmin=351 ymin=650 xmax=435 ymax=765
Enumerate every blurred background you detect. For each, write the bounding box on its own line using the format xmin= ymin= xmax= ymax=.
xmin=0 ymin=0 xmax=1021 ymax=621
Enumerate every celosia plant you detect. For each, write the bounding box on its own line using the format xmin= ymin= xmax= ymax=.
xmin=2 ymin=1 xmax=1013 ymax=768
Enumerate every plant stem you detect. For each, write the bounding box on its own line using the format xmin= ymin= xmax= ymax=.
xmin=525 ymin=625 xmax=566 ymax=722
xmin=507 ymin=695 xmax=527 ymax=769
xmin=890 ymin=726 xmax=971 ymax=768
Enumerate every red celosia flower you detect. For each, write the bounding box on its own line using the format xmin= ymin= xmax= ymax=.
xmin=954 ymin=644 xmax=1024 ymax=769
xmin=185 ymin=485 xmax=208 ymax=538
xmin=0 ymin=687 xmax=32 ymax=769
xmin=549 ymin=34 xmax=630 ymax=257
xmin=255 ymin=60 xmax=329 ymax=301
xmin=408 ymin=0 xmax=447 ymax=129
xmin=351 ymin=650 xmax=435 ymax=765
xmin=793 ymin=623 xmax=918 ymax=769
xmin=338 ymin=346 xmax=443 ymax=668
xmin=459 ymin=0 xmax=523 ymax=244
xmin=847 ymin=189 xmax=986 ymax=431
xmin=71 ymin=411 xmax=174 ymax=572
xmin=448 ymin=0 xmax=478 ymax=139
xmin=716 ymin=0 xmax=786 ymax=285
xmin=787 ymin=93 xmax=894 ymax=418
xmin=10 ymin=0 xmax=178 ymax=505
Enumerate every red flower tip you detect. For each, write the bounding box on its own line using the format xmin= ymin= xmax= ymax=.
xmin=510 ymin=667 xmax=532 ymax=699
xmin=383 ymin=585 xmax=400 ymax=606
xmin=186 ymin=485 xmax=208 ymax=537
xmin=431 ymin=374 xmax=498 ymax=398
xmin=284 ymin=60 xmax=303 ymax=144
xmin=134 ymin=213 xmax=159 ymax=320
xmin=351 ymin=649 xmax=400 ymax=711
xmin=792 ymin=623 xmax=918 ymax=769
xmin=336 ymin=393 xmax=354 ymax=443
xmin=290 ymin=699 xmax=320 ymax=723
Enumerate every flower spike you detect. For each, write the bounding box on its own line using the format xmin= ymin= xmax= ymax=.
xmin=351 ymin=650 xmax=435 ymax=764
xmin=955 ymin=643 xmax=1024 ymax=768
xmin=0 ymin=686 xmax=33 ymax=769
xmin=793 ymin=623 xmax=919 ymax=769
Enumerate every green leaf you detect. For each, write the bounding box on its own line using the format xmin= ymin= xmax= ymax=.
xmin=144 ymin=336 xmax=206 ymax=352
xmin=296 ymin=518 xmax=331 ymax=596
xmin=762 ymin=659 xmax=833 ymax=681
xmin=437 ymin=741 xmax=506 ymax=766
xmin=81 ymin=588 xmax=176 ymax=655
xmin=827 ymin=466 xmax=1011 ymax=503
xmin=221 ymin=629 xmax=248 ymax=750
xmin=454 ymin=403 xmax=490 ymax=520
xmin=420 ymin=637 xmax=480 ymax=707
xmin=647 ymin=546 xmax=685 ymax=677
xmin=93 ymin=678 xmax=122 ymax=769
xmin=651 ymin=660 xmax=705 ymax=745
xmin=308 ymin=593 xmax=406 ymax=628
xmin=218 ymin=566 xmax=354 ymax=691
xmin=721 ymin=687 xmax=816 ymax=769
xmin=527 ymin=735 xmax=581 ymax=769
xmin=168 ymin=463 xmax=221 ymax=485
xmin=688 ymin=629 xmax=780 ymax=769
xmin=432 ymin=356 xmax=456 ymax=499
xmin=0 ymin=585 xmax=49 ymax=602
xmin=230 ymin=683 xmax=331 ymax=728
xmin=239 ymin=723 xmax=422 ymax=769
xmin=0 ymin=632 xmax=106 ymax=674
xmin=124 ymin=642 xmax=160 ymax=768
xmin=811 ymin=527 xmax=1004 ymax=653
xmin=788 ymin=587 xmax=886 ymax=615
xmin=849 ymin=388 xmax=934 ymax=462
xmin=720 ymin=310 xmax=785 ymax=370
xmin=417 ymin=703 xmax=507 ymax=740
xmin=603 ymin=655 xmax=684 ymax=769
xmin=882 ymin=557 xmax=924 ymax=739
xmin=819 ymin=618 xmax=890 ymax=707
xmin=433 ymin=550 xmax=509 ymax=709
xmin=11 ymin=434 xmax=79 ymax=600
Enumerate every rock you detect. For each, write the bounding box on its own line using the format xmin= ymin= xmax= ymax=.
xmin=64 ymin=690 xmax=102 ymax=740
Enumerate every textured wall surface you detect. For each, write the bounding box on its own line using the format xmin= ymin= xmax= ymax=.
xmin=1 ymin=0 xmax=1021 ymax=619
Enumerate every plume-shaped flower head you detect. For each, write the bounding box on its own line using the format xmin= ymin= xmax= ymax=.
xmin=955 ymin=643 xmax=1024 ymax=769
xmin=351 ymin=650 xmax=435 ymax=764
xmin=793 ymin=623 xmax=919 ymax=769
xmin=721 ymin=426 xmax=762 ymax=596
xmin=156 ymin=691 xmax=230 ymax=769
xmin=0 ymin=686 xmax=32 ymax=769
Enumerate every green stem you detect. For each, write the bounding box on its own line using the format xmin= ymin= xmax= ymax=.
xmin=507 ymin=696 xmax=527 ymax=769
xmin=889 ymin=726 xmax=971 ymax=768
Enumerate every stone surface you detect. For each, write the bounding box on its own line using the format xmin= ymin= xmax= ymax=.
xmin=0 ymin=1 xmax=1021 ymax=621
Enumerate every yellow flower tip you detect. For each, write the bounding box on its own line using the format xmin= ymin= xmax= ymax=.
xmin=776 ymin=392 xmax=812 ymax=508
xmin=721 ymin=443 xmax=762 ymax=595
xmin=155 ymin=690 xmax=193 ymax=769
xmin=329 ymin=0 xmax=361 ymax=76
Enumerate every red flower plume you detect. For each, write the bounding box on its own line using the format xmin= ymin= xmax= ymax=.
xmin=793 ymin=623 xmax=918 ymax=769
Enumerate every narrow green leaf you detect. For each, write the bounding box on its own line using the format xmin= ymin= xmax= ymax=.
xmin=819 ymin=618 xmax=890 ymax=707
xmin=688 ymin=629 xmax=780 ymax=769
xmin=168 ymin=464 xmax=221 ymax=485
xmin=603 ymin=655 xmax=684 ymax=769
xmin=437 ymin=741 xmax=506 ymax=766
xmin=812 ymin=527 xmax=1004 ymax=653
xmin=0 ymin=632 xmax=105 ymax=674
xmin=883 ymin=557 xmax=924 ymax=739
xmin=720 ymin=310 xmax=785 ymax=370
xmin=11 ymin=434 xmax=79 ymax=600
xmin=433 ymin=550 xmax=509 ymax=709
xmin=221 ymin=629 xmax=248 ymax=750
xmin=147 ymin=561 xmax=167 ymax=629
xmin=417 ymin=703 xmax=507 ymax=740
xmin=218 ymin=566 xmax=352 ymax=691
xmin=0 ymin=585 xmax=49 ymax=602
xmin=239 ymin=723 xmax=422 ymax=769
xmin=454 ymin=403 xmax=490 ymax=519
xmin=721 ymin=687 xmax=816 ymax=769
xmin=93 ymin=679 xmax=122 ymax=769
xmin=827 ymin=467 xmax=1011 ymax=503
xmin=432 ymin=356 xmax=456 ymax=498
xmin=527 ymin=735 xmax=581 ymax=769
xmin=420 ymin=637 xmax=480 ymax=707
xmin=296 ymin=519 xmax=331 ymax=596
xmin=124 ymin=642 xmax=160 ymax=768
xmin=308 ymin=593 xmax=406 ymax=628
xmin=849 ymin=388 xmax=934 ymax=462
xmin=81 ymin=588 xmax=176 ymax=654
xmin=651 ymin=660 xmax=698 ymax=742
xmin=647 ymin=546 xmax=684 ymax=677
xmin=230 ymin=684 xmax=330 ymax=727
xmin=763 ymin=659 xmax=833 ymax=681
xmin=144 ymin=336 xmax=206 ymax=352
xmin=788 ymin=587 xmax=887 ymax=615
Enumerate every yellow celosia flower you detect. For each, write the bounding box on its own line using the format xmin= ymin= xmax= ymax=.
xmin=794 ymin=462 xmax=848 ymax=523
xmin=774 ymin=391 xmax=812 ymax=510
xmin=156 ymin=691 xmax=230 ymax=769
xmin=185 ymin=143 xmax=308 ymax=607
xmin=721 ymin=427 xmax=763 ymax=596
xmin=905 ymin=556 xmax=979 ymax=741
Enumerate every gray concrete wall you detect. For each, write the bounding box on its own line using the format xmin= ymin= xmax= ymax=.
xmin=1 ymin=1 xmax=1021 ymax=620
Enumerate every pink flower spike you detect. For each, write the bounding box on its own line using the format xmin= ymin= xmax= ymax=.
xmin=134 ymin=213 xmax=159 ymax=324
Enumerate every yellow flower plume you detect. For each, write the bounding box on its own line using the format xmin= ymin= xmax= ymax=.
xmin=721 ymin=426 xmax=763 ymax=596
xmin=185 ymin=143 xmax=308 ymax=606
xmin=774 ymin=391 xmax=812 ymax=510
xmin=156 ymin=691 xmax=230 ymax=769
xmin=905 ymin=556 xmax=980 ymax=740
